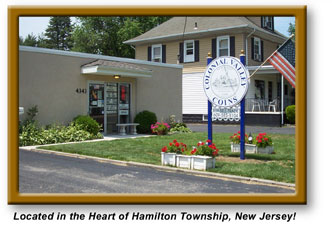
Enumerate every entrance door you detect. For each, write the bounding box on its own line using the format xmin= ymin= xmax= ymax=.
xmin=119 ymin=83 xmax=130 ymax=124
xmin=88 ymin=83 xmax=105 ymax=131
xmin=105 ymin=83 xmax=118 ymax=134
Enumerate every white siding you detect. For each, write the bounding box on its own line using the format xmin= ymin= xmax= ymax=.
xmin=182 ymin=73 xmax=208 ymax=114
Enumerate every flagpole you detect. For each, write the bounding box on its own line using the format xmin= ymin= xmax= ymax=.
xmin=249 ymin=34 xmax=294 ymax=80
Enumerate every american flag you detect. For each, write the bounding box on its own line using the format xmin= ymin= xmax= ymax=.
xmin=268 ymin=38 xmax=296 ymax=88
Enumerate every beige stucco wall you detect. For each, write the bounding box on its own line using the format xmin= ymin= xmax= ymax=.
xmin=19 ymin=49 xmax=182 ymax=126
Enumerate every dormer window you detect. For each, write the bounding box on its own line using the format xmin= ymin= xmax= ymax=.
xmin=262 ymin=16 xmax=274 ymax=31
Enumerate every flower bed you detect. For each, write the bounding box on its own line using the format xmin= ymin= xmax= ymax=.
xmin=161 ymin=139 xmax=218 ymax=171
xmin=229 ymin=132 xmax=274 ymax=154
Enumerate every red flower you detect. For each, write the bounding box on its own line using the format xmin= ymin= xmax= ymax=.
xmin=206 ymin=139 xmax=212 ymax=143
xmin=258 ymin=140 xmax=262 ymax=143
xmin=181 ymin=148 xmax=184 ymax=152
xmin=264 ymin=138 xmax=268 ymax=141
xmin=161 ymin=146 xmax=167 ymax=152
xmin=173 ymin=139 xmax=177 ymax=143
xmin=237 ymin=131 xmax=241 ymax=134
xmin=175 ymin=142 xmax=180 ymax=147
xmin=169 ymin=143 xmax=173 ymax=146
xmin=237 ymin=135 xmax=241 ymax=139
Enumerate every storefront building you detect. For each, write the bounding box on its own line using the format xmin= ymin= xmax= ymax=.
xmin=19 ymin=46 xmax=183 ymax=134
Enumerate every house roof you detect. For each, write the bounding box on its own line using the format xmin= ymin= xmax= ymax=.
xmin=124 ymin=17 xmax=287 ymax=45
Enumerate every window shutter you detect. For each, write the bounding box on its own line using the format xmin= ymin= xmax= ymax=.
xmin=261 ymin=17 xmax=263 ymax=28
xmin=179 ymin=43 xmax=184 ymax=63
xmin=147 ymin=46 xmax=151 ymax=61
xmin=272 ymin=17 xmax=275 ymax=31
xmin=194 ymin=40 xmax=199 ymax=62
xmin=212 ymin=38 xmax=216 ymax=59
xmin=230 ymin=36 xmax=235 ymax=57
xmin=251 ymin=38 xmax=255 ymax=60
xmin=260 ymin=40 xmax=264 ymax=62
xmin=162 ymin=45 xmax=166 ymax=63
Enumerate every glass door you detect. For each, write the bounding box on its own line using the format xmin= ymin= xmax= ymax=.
xmin=89 ymin=83 xmax=105 ymax=131
xmin=118 ymin=83 xmax=130 ymax=124
xmin=105 ymin=83 xmax=118 ymax=134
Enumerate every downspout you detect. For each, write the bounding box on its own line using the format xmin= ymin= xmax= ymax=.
xmin=246 ymin=28 xmax=256 ymax=66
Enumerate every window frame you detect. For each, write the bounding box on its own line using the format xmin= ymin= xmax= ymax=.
xmin=217 ymin=35 xmax=230 ymax=57
xmin=253 ymin=37 xmax=262 ymax=61
xmin=184 ymin=40 xmax=195 ymax=63
xmin=151 ymin=44 xmax=162 ymax=63
xmin=262 ymin=16 xmax=273 ymax=30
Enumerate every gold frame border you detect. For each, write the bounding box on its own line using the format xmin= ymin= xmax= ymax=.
xmin=8 ymin=5 xmax=307 ymax=204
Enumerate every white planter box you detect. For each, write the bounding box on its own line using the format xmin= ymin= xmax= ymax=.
xmin=257 ymin=146 xmax=274 ymax=154
xmin=176 ymin=155 xmax=192 ymax=169
xmin=191 ymin=155 xmax=216 ymax=170
xmin=161 ymin=152 xmax=177 ymax=166
xmin=230 ymin=143 xmax=274 ymax=154
xmin=231 ymin=143 xmax=257 ymax=154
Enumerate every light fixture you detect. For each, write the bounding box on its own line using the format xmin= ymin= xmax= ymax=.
xmin=194 ymin=22 xmax=198 ymax=30
xmin=248 ymin=133 xmax=253 ymax=144
xmin=114 ymin=75 xmax=120 ymax=79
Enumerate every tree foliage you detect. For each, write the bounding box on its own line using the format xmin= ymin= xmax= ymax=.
xmin=44 ymin=17 xmax=73 ymax=50
xmin=72 ymin=16 xmax=171 ymax=58
xmin=288 ymin=22 xmax=295 ymax=41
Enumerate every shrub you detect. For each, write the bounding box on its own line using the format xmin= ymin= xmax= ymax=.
xmin=72 ymin=115 xmax=101 ymax=136
xmin=285 ymin=105 xmax=295 ymax=124
xmin=19 ymin=122 xmax=103 ymax=147
xmin=169 ymin=123 xmax=192 ymax=133
xmin=134 ymin=110 xmax=157 ymax=134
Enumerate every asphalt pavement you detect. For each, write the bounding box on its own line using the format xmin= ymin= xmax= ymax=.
xmin=19 ymin=149 xmax=294 ymax=194
xmin=187 ymin=124 xmax=295 ymax=134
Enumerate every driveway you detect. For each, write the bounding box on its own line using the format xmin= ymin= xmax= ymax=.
xmin=19 ymin=149 xmax=294 ymax=194
xmin=187 ymin=124 xmax=295 ymax=134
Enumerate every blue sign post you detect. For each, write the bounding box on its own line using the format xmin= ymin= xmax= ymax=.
xmin=207 ymin=53 xmax=213 ymax=145
xmin=240 ymin=50 xmax=246 ymax=160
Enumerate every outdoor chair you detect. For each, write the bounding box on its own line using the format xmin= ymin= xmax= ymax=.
xmin=252 ymin=100 xmax=261 ymax=112
xmin=268 ymin=99 xmax=277 ymax=112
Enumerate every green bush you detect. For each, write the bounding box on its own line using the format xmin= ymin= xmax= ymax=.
xmin=134 ymin=110 xmax=157 ymax=134
xmin=285 ymin=105 xmax=295 ymax=124
xmin=72 ymin=115 xmax=101 ymax=136
xmin=19 ymin=122 xmax=103 ymax=147
xmin=170 ymin=123 xmax=192 ymax=133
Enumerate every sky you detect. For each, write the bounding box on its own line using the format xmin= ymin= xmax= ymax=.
xmin=19 ymin=16 xmax=295 ymax=39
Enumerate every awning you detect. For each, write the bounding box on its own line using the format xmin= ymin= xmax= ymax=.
xmin=81 ymin=59 xmax=153 ymax=78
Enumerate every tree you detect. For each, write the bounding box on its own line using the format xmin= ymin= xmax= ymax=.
xmin=72 ymin=16 xmax=171 ymax=58
xmin=20 ymin=33 xmax=38 ymax=47
xmin=44 ymin=17 xmax=73 ymax=50
xmin=288 ymin=22 xmax=295 ymax=41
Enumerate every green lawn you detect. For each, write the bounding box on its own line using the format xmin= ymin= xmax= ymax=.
xmin=39 ymin=132 xmax=295 ymax=183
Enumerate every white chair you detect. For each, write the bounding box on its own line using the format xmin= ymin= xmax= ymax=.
xmin=268 ymin=99 xmax=277 ymax=112
xmin=252 ymin=100 xmax=261 ymax=112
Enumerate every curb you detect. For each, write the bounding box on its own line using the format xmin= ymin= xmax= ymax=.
xmin=22 ymin=147 xmax=296 ymax=190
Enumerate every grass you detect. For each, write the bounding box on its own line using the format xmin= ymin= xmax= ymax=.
xmin=39 ymin=132 xmax=295 ymax=183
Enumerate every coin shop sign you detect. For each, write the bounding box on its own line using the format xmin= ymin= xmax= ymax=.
xmin=203 ymin=56 xmax=249 ymax=107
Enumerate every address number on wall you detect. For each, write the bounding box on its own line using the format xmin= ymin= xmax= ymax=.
xmin=76 ymin=88 xmax=87 ymax=94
